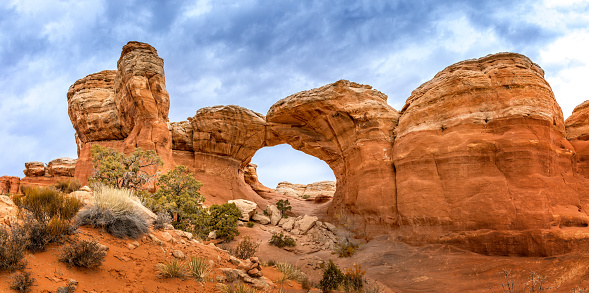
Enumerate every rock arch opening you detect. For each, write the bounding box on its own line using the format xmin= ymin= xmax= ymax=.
xmin=250 ymin=144 xmax=336 ymax=200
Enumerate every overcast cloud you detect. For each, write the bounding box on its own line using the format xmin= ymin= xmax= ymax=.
xmin=1 ymin=0 xmax=589 ymax=188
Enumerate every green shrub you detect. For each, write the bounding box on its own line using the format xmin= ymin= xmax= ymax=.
xmin=234 ymin=236 xmax=259 ymax=260
xmin=319 ymin=260 xmax=344 ymax=293
xmin=9 ymin=271 xmax=35 ymax=293
xmin=276 ymin=199 xmax=291 ymax=217
xmin=187 ymin=256 xmax=212 ymax=281
xmin=156 ymin=258 xmax=188 ymax=279
xmin=246 ymin=221 xmax=254 ymax=228
xmin=194 ymin=203 xmax=240 ymax=241
xmin=0 ymin=226 xmax=27 ymax=271
xmin=54 ymin=179 xmax=81 ymax=194
xmin=143 ymin=165 xmax=204 ymax=231
xmin=269 ymin=233 xmax=296 ymax=248
xmin=58 ymin=239 xmax=106 ymax=268
xmin=89 ymin=145 xmax=162 ymax=190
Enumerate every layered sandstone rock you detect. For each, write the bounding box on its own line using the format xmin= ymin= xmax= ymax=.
xmin=115 ymin=42 xmax=172 ymax=161
xmin=20 ymin=159 xmax=77 ymax=189
xmin=47 ymin=158 xmax=77 ymax=177
xmin=189 ymin=105 xmax=267 ymax=204
xmin=275 ymin=181 xmax=335 ymax=199
xmin=565 ymin=101 xmax=589 ymax=179
xmin=394 ymin=53 xmax=585 ymax=232
xmin=170 ymin=121 xmax=193 ymax=151
xmin=67 ymin=70 xmax=123 ymax=151
xmin=267 ymin=80 xmax=399 ymax=227
xmin=243 ymin=164 xmax=273 ymax=194
xmin=69 ymin=42 xmax=173 ymax=184
xmin=0 ymin=176 xmax=20 ymax=194
xmin=24 ymin=161 xmax=46 ymax=177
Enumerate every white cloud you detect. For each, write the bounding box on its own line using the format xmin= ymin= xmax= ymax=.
xmin=539 ymin=29 xmax=589 ymax=118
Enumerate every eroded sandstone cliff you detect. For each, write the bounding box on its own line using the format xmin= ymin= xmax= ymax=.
xmin=50 ymin=42 xmax=589 ymax=256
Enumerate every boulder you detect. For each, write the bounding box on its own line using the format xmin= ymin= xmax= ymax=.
xmin=228 ymin=199 xmax=257 ymax=221
xmin=252 ymin=213 xmax=271 ymax=225
xmin=23 ymin=162 xmax=46 ymax=177
xmin=47 ymin=157 xmax=77 ymax=177
xmin=268 ymin=205 xmax=282 ymax=226
xmin=280 ymin=217 xmax=296 ymax=231
xmin=295 ymin=215 xmax=318 ymax=234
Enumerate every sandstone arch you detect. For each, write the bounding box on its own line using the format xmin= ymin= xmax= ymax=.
xmin=62 ymin=42 xmax=589 ymax=255
xmin=264 ymin=80 xmax=399 ymax=228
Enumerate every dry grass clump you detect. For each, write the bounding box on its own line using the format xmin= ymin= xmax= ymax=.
xmin=54 ymin=179 xmax=82 ymax=194
xmin=93 ymin=185 xmax=137 ymax=215
xmin=76 ymin=185 xmax=149 ymax=239
xmin=276 ymin=262 xmax=307 ymax=282
xmin=156 ymin=258 xmax=188 ymax=279
xmin=187 ymin=256 xmax=212 ymax=281
xmin=217 ymin=283 xmax=258 ymax=293
xmin=58 ymin=239 xmax=106 ymax=269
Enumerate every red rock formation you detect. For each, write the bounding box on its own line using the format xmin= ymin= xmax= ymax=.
xmin=275 ymin=181 xmax=335 ymax=199
xmin=190 ymin=105 xmax=268 ymax=204
xmin=394 ymin=53 xmax=587 ymax=239
xmin=62 ymin=43 xmax=589 ymax=256
xmin=114 ymin=42 xmax=172 ymax=165
xmin=69 ymin=42 xmax=173 ymax=185
xmin=565 ymin=101 xmax=589 ymax=179
xmin=67 ymin=70 xmax=123 ymax=149
xmin=47 ymin=158 xmax=77 ymax=177
xmin=19 ymin=159 xmax=77 ymax=189
xmin=243 ymin=164 xmax=274 ymax=195
xmin=267 ymin=80 xmax=399 ymax=228
xmin=0 ymin=176 xmax=20 ymax=194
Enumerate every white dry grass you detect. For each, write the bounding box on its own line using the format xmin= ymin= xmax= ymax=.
xmin=93 ymin=185 xmax=137 ymax=215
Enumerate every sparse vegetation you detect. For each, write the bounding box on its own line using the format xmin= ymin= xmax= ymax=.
xmin=59 ymin=239 xmax=106 ymax=268
xmin=12 ymin=186 xmax=82 ymax=252
xmin=276 ymin=199 xmax=291 ymax=218
xmin=234 ymin=236 xmax=259 ymax=259
xmin=156 ymin=258 xmax=188 ymax=279
xmin=246 ymin=221 xmax=254 ymax=228
xmin=333 ymin=211 xmax=360 ymax=257
xmin=319 ymin=260 xmax=344 ymax=293
xmin=153 ymin=211 xmax=172 ymax=230
xmin=142 ymin=165 xmax=204 ymax=232
xmin=269 ymin=232 xmax=296 ymax=248
xmin=0 ymin=226 xmax=27 ymax=271
xmin=489 ymin=269 xmax=553 ymax=293
xmin=334 ymin=240 xmax=359 ymax=258
xmin=9 ymin=271 xmax=35 ymax=293
xmin=343 ymin=263 xmax=365 ymax=292
xmin=76 ymin=185 xmax=149 ymax=239
xmin=187 ymin=256 xmax=212 ymax=281
xmin=14 ymin=186 xmax=82 ymax=223
xmin=276 ymin=262 xmax=307 ymax=282
xmin=217 ymin=283 xmax=257 ymax=293
xmin=54 ymin=178 xmax=81 ymax=194
xmin=89 ymin=145 xmax=162 ymax=190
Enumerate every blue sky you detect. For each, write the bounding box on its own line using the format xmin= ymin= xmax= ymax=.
xmin=1 ymin=0 xmax=589 ymax=188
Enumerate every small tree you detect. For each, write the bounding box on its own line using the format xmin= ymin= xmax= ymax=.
xmin=194 ymin=203 xmax=240 ymax=241
xmin=147 ymin=165 xmax=204 ymax=229
xmin=89 ymin=145 xmax=162 ymax=190
xmin=276 ymin=199 xmax=291 ymax=218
